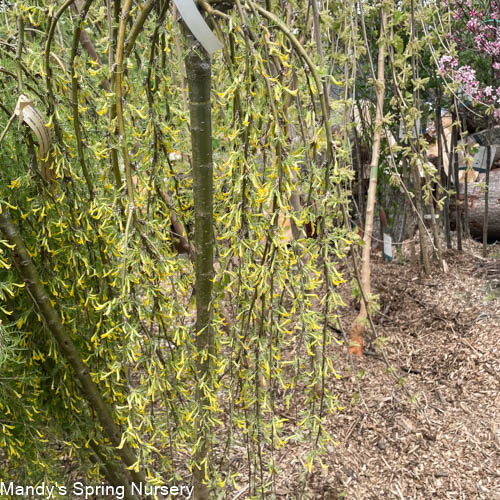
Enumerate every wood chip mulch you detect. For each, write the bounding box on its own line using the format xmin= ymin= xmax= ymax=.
xmin=273 ymin=239 xmax=499 ymax=499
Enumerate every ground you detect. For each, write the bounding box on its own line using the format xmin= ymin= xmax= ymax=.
xmin=281 ymin=239 xmax=499 ymax=499
xmin=19 ymin=238 xmax=499 ymax=500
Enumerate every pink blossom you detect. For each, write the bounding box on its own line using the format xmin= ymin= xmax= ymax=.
xmin=442 ymin=0 xmax=499 ymax=115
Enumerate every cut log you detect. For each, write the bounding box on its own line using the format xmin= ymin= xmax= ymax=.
xmin=450 ymin=168 xmax=500 ymax=240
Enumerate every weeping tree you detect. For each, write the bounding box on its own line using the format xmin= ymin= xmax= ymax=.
xmin=0 ymin=1 xmax=357 ymax=496
xmin=0 ymin=0 xmax=464 ymax=496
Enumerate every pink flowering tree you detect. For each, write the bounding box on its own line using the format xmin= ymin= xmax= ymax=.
xmin=439 ymin=0 xmax=500 ymax=118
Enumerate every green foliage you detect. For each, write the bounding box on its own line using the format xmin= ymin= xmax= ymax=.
xmin=0 ymin=0 xmax=359 ymax=495
xmin=0 ymin=0 xmax=465 ymax=495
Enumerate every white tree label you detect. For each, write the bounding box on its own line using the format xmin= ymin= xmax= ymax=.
xmin=174 ymin=0 xmax=223 ymax=56
xmin=383 ymin=232 xmax=392 ymax=261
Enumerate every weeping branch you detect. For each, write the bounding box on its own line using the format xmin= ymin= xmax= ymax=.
xmin=0 ymin=207 xmax=147 ymax=494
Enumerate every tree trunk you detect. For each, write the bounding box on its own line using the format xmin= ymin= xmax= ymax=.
xmin=412 ymin=163 xmax=431 ymax=275
xmin=483 ymin=63 xmax=494 ymax=255
xmin=184 ymin=26 xmax=215 ymax=500
xmin=452 ymin=108 xmax=463 ymax=251
xmin=483 ymin=145 xmax=491 ymax=255
xmin=435 ymin=86 xmax=452 ymax=249
xmin=349 ymin=7 xmax=387 ymax=357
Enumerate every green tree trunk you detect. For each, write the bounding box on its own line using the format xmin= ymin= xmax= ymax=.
xmin=184 ymin=28 xmax=215 ymax=500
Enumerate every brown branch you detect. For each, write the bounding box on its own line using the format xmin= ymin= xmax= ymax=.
xmin=78 ymin=29 xmax=111 ymax=92
xmin=125 ymin=0 xmax=157 ymax=58
xmin=157 ymin=187 xmax=195 ymax=258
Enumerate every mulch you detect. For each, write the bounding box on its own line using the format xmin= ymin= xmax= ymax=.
xmin=276 ymin=239 xmax=500 ymax=499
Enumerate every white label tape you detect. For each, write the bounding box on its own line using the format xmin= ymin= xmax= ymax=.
xmin=174 ymin=0 xmax=222 ymax=56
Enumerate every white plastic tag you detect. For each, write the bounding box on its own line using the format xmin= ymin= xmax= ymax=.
xmin=174 ymin=0 xmax=223 ymax=56
xmin=383 ymin=232 xmax=392 ymax=262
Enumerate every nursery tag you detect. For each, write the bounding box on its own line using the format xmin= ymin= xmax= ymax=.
xmin=383 ymin=232 xmax=392 ymax=262
xmin=174 ymin=0 xmax=223 ymax=56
